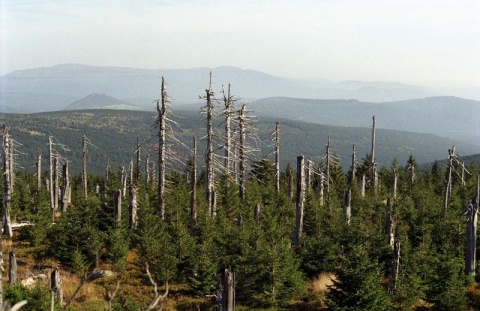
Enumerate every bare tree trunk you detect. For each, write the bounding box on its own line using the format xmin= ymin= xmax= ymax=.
xmin=343 ymin=189 xmax=351 ymax=225
xmin=145 ymin=154 xmax=150 ymax=185
xmin=8 ymin=249 xmax=16 ymax=284
xmin=50 ymin=267 xmax=63 ymax=309
xmin=128 ymin=160 xmax=133 ymax=189
xmin=465 ymin=175 xmax=479 ymax=276
xmin=326 ymin=137 xmax=331 ymax=197
xmin=274 ymin=122 xmax=280 ymax=195
xmin=294 ymin=155 xmax=305 ymax=247
xmin=444 ymin=147 xmax=455 ymax=210
xmin=254 ymin=203 xmax=261 ymax=224
xmin=53 ymin=155 xmax=59 ymax=212
xmin=129 ymin=185 xmax=138 ymax=229
xmin=392 ymin=168 xmax=397 ymax=199
xmin=318 ymin=172 xmax=324 ymax=207
xmin=238 ymin=104 xmax=246 ymax=202
xmin=136 ymin=137 xmax=140 ymax=182
xmin=222 ymin=269 xmax=235 ymax=311
xmin=158 ymin=77 xmax=167 ymax=220
xmin=223 ymin=84 xmax=233 ymax=196
xmin=351 ymin=145 xmax=356 ymax=184
xmin=190 ymin=136 xmax=197 ymax=235
xmin=389 ymin=242 xmax=401 ymax=292
xmin=371 ymin=115 xmax=377 ymax=190
xmin=204 ymin=74 xmax=216 ymax=217
xmin=386 ymin=212 xmax=395 ymax=248
xmin=48 ymin=134 xmax=54 ymax=212
xmin=306 ymin=158 xmax=312 ymax=190
xmin=361 ymin=174 xmax=366 ymax=198
xmin=61 ymin=162 xmax=70 ymax=212
xmin=37 ymin=154 xmax=42 ymax=192
xmin=3 ymin=127 xmax=13 ymax=239
xmin=82 ymin=135 xmax=88 ymax=199
xmin=120 ymin=166 xmax=127 ymax=198
xmin=114 ymin=190 xmax=121 ymax=228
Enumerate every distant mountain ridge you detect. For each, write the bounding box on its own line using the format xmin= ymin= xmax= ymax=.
xmin=0 ymin=63 xmax=443 ymax=113
xmin=250 ymin=96 xmax=480 ymax=141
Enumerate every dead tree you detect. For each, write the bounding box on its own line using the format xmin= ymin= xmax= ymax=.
xmin=222 ymin=84 xmax=235 ymax=195
xmin=48 ymin=134 xmax=54 ymax=211
xmin=343 ymin=189 xmax=351 ymax=225
xmin=50 ymin=267 xmax=63 ymax=309
xmin=105 ymin=280 xmax=120 ymax=311
xmin=274 ymin=122 xmax=280 ymax=195
xmin=120 ymin=167 xmax=127 ymax=198
xmin=0 ymin=301 xmax=27 ymax=311
xmin=238 ymin=104 xmax=246 ymax=202
xmin=389 ymin=242 xmax=401 ymax=292
xmin=318 ymin=172 xmax=324 ymax=207
xmin=61 ymin=161 xmax=70 ymax=212
xmin=145 ymin=263 xmax=168 ymax=310
xmin=465 ymin=175 xmax=479 ymax=276
xmin=157 ymin=77 xmax=168 ymax=220
xmin=114 ymin=190 xmax=122 ymax=228
xmin=2 ymin=127 xmax=13 ymax=239
xmin=136 ymin=136 xmax=141 ymax=182
xmin=47 ymin=134 xmax=69 ymax=217
xmin=392 ymin=168 xmax=397 ymax=199
xmin=129 ymin=185 xmax=138 ymax=229
xmin=254 ymin=203 xmax=261 ymax=224
xmin=8 ymin=250 xmax=16 ymax=285
xmin=325 ymin=137 xmax=331 ymax=196
xmin=222 ymin=269 xmax=235 ymax=311
xmin=53 ymin=155 xmax=59 ymax=211
xmin=36 ymin=154 xmax=42 ymax=192
xmin=145 ymin=154 xmax=150 ymax=185
xmin=200 ymin=73 xmax=217 ymax=216
xmin=444 ymin=147 xmax=455 ymax=210
xmin=294 ymin=155 xmax=305 ymax=247
xmin=82 ymin=135 xmax=88 ymax=199
xmin=190 ymin=136 xmax=197 ymax=235
xmin=386 ymin=212 xmax=395 ymax=248
xmin=350 ymin=145 xmax=357 ymax=184
xmin=361 ymin=174 xmax=366 ymax=198
xmin=371 ymin=115 xmax=377 ymax=190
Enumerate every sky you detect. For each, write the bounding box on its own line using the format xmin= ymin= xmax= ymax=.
xmin=1 ymin=0 xmax=479 ymax=90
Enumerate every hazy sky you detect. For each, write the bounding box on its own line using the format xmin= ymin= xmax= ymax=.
xmin=1 ymin=0 xmax=479 ymax=89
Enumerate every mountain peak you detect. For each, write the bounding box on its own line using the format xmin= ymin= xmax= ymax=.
xmin=64 ymin=93 xmax=139 ymax=111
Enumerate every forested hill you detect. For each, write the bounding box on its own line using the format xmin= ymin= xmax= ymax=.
xmin=0 ymin=108 xmax=478 ymax=175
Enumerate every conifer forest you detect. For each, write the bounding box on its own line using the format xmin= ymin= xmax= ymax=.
xmin=0 ymin=78 xmax=480 ymax=311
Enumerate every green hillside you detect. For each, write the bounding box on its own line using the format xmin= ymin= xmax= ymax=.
xmin=0 ymin=108 xmax=478 ymax=175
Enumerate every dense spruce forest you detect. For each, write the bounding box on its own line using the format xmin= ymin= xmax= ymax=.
xmin=0 ymin=81 xmax=479 ymax=311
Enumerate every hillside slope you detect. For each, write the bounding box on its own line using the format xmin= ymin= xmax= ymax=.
xmin=0 ymin=109 xmax=478 ymax=175
xmin=250 ymin=96 xmax=480 ymax=141
xmin=64 ymin=93 xmax=140 ymax=110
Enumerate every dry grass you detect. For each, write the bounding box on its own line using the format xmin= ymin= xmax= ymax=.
xmin=311 ymin=272 xmax=336 ymax=294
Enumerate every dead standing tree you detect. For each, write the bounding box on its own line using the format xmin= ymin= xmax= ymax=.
xmin=157 ymin=77 xmax=168 ymax=220
xmin=222 ymin=84 xmax=237 ymax=196
xmin=294 ymin=155 xmax=305 ymax=247
xmin=443 ymin=146 xmax=471 ymax=210
xmin=274 ymin=122 xmax=280 ymax=195
xmin=201 ymin=73 xmax=217 ymax=216
xmin=370 ymin=115 xmax=378 ymax=191
xmin=464 ymin=175 xmax=479 ymax=276
xmin=47 ymin=134 xmax=69 ymax=221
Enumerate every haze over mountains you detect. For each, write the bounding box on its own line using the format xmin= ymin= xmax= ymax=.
xmin=0 ymin=63 xmax=454 ymax=113
xmin=1 ymin=63 xmax=479 ymax=163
